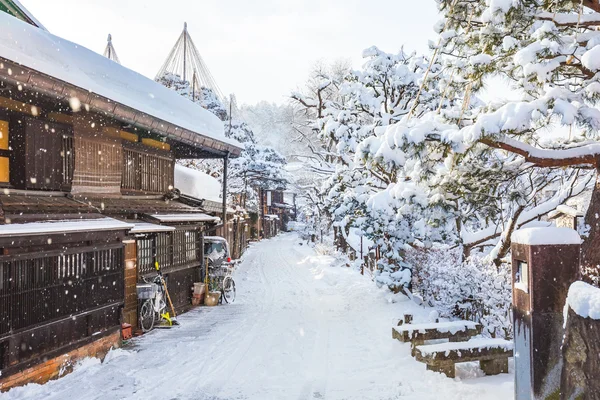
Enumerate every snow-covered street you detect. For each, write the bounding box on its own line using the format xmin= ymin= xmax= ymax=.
xmin=2 ymin=234 xmax=513 ymax=400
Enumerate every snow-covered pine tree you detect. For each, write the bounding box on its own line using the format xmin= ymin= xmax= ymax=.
xmin=359 ymin=0 xmax=597 ymax=278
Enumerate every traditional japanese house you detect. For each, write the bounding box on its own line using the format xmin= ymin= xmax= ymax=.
xmin=260 ymin=189 xmax=293 ymax=237
xmin=0 ymin=12 xmax=241 ymax=391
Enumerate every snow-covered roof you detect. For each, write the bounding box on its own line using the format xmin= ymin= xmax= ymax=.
xmin=0 ymin=217 xmax=133 ymax=237
xmin=149 ymin=213 xmax=220 ymax=223
xmin=272 ymin=202 xmax=293 ymax=209
xmin=0 ymin=13 xmax=240 ymax=150
xmin=567 ymin=281 xmax=600 ymax=320
xmin=174 ymin=164 xmax=221 ymax=203
xmin=511 ymin=227 xmax=581 ymax=246
xmin=265 ymin=214 xmax=280 ymax=220
xmin=130 ymin=222 xmax=176 ymax=234
xmin=548 ymin=204 xmax=583 ymax=219
xmin=204 ymin=236 xmax=227 ymax=242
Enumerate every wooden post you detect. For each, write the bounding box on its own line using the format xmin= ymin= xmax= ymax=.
xmin=511 ymin=228 xmax=581 ymax=399
xmin=222 ymin=151 xmax=229 ymax=229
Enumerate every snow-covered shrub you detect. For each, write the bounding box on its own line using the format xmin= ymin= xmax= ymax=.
xmin=408 ymin=247 xmax=512 ymax=339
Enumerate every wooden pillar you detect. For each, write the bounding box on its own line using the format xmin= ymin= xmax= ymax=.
xmin=511 ymin=227 xmax=581 ymax=399
xmin=122 ymin=240 xmax=138 ymax=330
xmin=222 ymin=151 xmax=229 ymax=228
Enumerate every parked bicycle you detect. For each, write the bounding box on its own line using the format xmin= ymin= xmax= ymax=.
xmin=137 ymin=263 xmax=175 ymax=332
xmin=204 ymin=236 xmax=237 ymax=304
xmin=207 ymin=263 xmax=236 ymax=303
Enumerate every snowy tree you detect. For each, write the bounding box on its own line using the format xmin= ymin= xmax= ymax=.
xmin=354 ymin=0 xmax=600 ymax=284
xmin=156 ymin=73 xmax=288 ymax=209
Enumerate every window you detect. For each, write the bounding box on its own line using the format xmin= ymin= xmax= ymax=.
xmin=515 ymin=261 xmax=529 ymax=293
xmin=122 ymin=144 xmax=174 ymax=194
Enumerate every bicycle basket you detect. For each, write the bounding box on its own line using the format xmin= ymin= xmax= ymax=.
xmin=136 ymin=283 xmax=159 ymax=300
xmin=209 ymin=266 xmax=229 ymax=277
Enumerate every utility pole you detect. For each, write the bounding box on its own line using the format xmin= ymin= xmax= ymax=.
xmin=192 ymin=71 xmax=196 ymax=101
xmin=222 ymin=151 xmax=230 ymax=231
xmin=229 ymin=97 xmax=233 ymax=136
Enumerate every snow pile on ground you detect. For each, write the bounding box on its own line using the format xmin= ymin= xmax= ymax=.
xmin=2 ymin=233 xmax=513 ymax=400
xmin=566 ymin=281 xmax=600 ymax=320
xmin=174 ymin=164 xmax=221 ymax=202
xmin=511 ymin=227 xmax=581 ymax=246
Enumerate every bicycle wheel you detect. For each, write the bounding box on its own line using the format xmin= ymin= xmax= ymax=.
xmin=222 ymin=276 xmax=236 ymax=303
xmin=139 ymin=299 xmax=155 ymax=332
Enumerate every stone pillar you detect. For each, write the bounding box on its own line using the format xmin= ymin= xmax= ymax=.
xmin=560 ymin=282 xmax=600 ymax=399
xmin=122 ymin=240 xmax=138 ymax=330
xmin=511 ymin=227 xmax=581 ymax=400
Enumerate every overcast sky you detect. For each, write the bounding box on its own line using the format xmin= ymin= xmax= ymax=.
xmin=22 ymin=0 xmax=440 ymax=105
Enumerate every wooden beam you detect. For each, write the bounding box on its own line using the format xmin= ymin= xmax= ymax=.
xmin=0 ymin=95 xmax=40 ymax=116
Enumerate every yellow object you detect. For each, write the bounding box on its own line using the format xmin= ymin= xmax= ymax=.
xmin=142 ymin=138 xmax=170 ymax=151
xmin=120 ymin=130 xmax=139 ymax=142
xmin=0 ymin=120 xmax=8 ymax=150
xmin=0 ymin=96 xmax=40 ymax=116
xmin=161 ymin=312 xmax=173 ymax=326
xmin=0 ymin=120 xmax=9 ymax=183
xmin=0 ymin=157 xmax=9 ymax=183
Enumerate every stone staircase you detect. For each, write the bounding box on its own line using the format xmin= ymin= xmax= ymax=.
xmin=392 ymin=314 xmax=513 ymax=378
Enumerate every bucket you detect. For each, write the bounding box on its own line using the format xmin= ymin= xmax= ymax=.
xmin=204 ymin=291 xmax=220 ymax=306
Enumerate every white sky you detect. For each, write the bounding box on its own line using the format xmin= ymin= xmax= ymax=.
xmin=22 ymin=0 xmax=440 ymax=105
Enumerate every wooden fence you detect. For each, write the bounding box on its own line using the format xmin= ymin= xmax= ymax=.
xmin=0 ymin=244 xmax=124 ymax=372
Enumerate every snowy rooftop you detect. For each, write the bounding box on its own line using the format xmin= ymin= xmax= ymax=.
xmin=0 ymin=218 xmax=133 ymax=237
xmin=0 ymin=12 xmax=240 ymax=149
xmin=567 ymin=281 xmax=600 ymax=320
xmin=511 ymin=227 xmax=581 ymax=246
xmin=130 ymin=222 xmax=176 ymax=234
xmin=174 ymin=164 xmax=221 ymax=203
xmin=149 ymin=213 xmax=220 ymax=223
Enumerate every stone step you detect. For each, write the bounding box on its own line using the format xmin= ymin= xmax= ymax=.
xmin=414 ymin=338 xmax=514 ymax=378
xmin=392 ymin=320 xmax=480 ymax=343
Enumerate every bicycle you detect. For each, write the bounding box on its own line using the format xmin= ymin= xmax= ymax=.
xmin=207 ymin=262 xmax=236 ymax=304
xmin=137 ymin=264 xmax=174 ymax=332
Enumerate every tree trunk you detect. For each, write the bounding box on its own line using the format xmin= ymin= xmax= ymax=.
xmin=580 ymin=172 xmax=600 ymax=286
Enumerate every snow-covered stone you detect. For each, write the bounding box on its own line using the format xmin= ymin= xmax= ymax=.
xmin=511 ymin=227 xmax=581 ymax=246
xmin=567 ymin=281 xmax=600 ymax=320
xmin=416 ymin=338 xmax=514 ymax=356
xmin=394 ymin=320 xmax=479 ymax=335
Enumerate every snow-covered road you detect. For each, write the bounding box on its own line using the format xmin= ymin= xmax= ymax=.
xmin=2 ymin=233 xmax=514 ymax=400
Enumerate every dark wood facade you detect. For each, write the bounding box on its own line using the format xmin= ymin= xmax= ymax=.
xmin=0 ymin=227 xmax=128 ymax=376
xmin=0 ymin=79 xmax=239 ymax=387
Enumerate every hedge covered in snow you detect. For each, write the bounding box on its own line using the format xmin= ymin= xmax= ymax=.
xmin=408 ymin=247 xmax=513 ymax=339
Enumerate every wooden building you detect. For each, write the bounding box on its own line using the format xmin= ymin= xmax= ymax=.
xmin=0 ymin=11 xmax=241 ymax=391
xmin=260 ymin=189 xmax=294 ymax=238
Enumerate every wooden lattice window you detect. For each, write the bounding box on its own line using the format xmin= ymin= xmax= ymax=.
xmin=122 ymin=143 xmax=174 ymax=194
xmin=136 ymin=229 xmax=202 ymax=277
xmin=0 ymin=245 xmax=124 ymax=337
